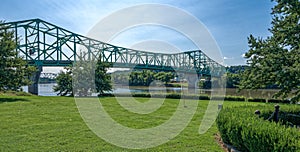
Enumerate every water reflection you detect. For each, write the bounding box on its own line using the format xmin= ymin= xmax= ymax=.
xmin=22 ymin=83 xmax=281 ymax=99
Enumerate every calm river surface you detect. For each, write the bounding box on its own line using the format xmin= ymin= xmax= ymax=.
xmin=22 ymin=83 xmax=281 ymax=99
xmin=22 ymin=83 xmax=187 ymax=96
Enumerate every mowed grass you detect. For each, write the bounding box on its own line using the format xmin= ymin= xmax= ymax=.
xmin=0 ymin=95 xmax=265 ymax=151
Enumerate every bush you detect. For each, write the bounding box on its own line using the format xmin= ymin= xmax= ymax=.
xmin=199 ymin=95 xmax=210 ymax=100
xmin=216 ymin=105 xmax=300 ymax=152
xmin=0 ymin=90 xmax=33 ymax=96
xmin=224 ymin=96 xmax=246 ymax=101
xmin=268 ymin=99 xmax=291 ymax=104
xmin=248 ymin=98 xmax=266 ymax=103
xmin=99 ymin=93 xmax=210 ymax=100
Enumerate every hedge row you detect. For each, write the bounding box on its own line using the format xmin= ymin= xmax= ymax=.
xmin=100 ymin=93 xmax=249 ymax=101
xmin=216 ymin=105 xmax=300 ymax=152
xmin=100 ymin=93 xmax=293 ymax=103
xmin=100 ymin=93 xmax=209 ymax=100
xmin=247 ymin=98 xmax=291 ymax=103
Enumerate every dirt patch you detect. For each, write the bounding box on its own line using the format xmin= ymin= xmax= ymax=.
xmin=215 ymin=133 xmax=240 ymax=152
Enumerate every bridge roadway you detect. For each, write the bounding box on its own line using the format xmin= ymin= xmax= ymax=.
xmin=1 ymin=19 xmax=225 ymax=95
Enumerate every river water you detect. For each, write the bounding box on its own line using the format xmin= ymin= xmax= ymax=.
xmin=22 ymin=83 xmax=187 ymax=96
xmin=22 ymin=83 xmax=281 ymax=99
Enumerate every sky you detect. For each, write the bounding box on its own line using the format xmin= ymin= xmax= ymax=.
xmin=0 ymin=0 xmax=275 ymax=72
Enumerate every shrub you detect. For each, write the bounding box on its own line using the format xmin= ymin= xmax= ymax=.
xmin=224 ymin=96 xmax=246 ymax=101
xmin=268 ymin=99 xmax=291 ymax=104
xmin=216 ymin=105 xmax=300 ymax=152
xmin=100 ymin=93 xmax=210 ymax=100
xmin=199 ymin=95 xmax=210 ymax=100
xmin=0 ymin=90 xmax=33 ymax=96
xmin=248 ymin=98 xmax=266 ymax=103
xmin=15 ymin=91 xmax=33 ymax=96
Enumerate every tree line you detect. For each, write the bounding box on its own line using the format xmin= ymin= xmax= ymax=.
xmin=112 ymin=70 xmax=174 ymax=86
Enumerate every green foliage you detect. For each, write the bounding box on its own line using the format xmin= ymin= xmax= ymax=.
xmin=225 ymin=65 xmax=248 ymax=88
xmin=54 ymin=56 xmax=112 ymax=96
xmin=0 ymin=21 xmax=35 ymax=91
xmin=224 ymin=96 xmax=246 ymax=101
xmin=247 ymin=98 xmax=267 ymax=103
xmin=226 ymin=65 xmax=248 ymax=74
xmin=260 ymin=109 xmax=300 ymax=127
xmin=155 ymin=71 xmax=174 ymax=84
xmin=53 ymin=67 xmax=73 ymax=96
xmin=268 ymin=99 xmax=290 ymax=104
xmin=216 ymin=105 xmax=300 ymax=152
xmin=240 ymin=0 xmax=300 ymax=103
xmin=0 ymin=90 xmax=33 ymax=96
xmin=100 ymin=93 xmax=210 ymax=100
xmin=95 ymin=61 xmax=112 ymax=94
xmin=72 ymin=59 xmax=96 ymax=96
xmin=198 ymin=78 xmax=211 ymax=89
xmin=113 ymin=70 xmax=175 ymax=86
xmin=226 ymin=73 xmax=240 ymax=88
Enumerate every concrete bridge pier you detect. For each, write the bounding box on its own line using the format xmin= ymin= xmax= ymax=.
xmin=28 ymin=66 xmax=42 ymax=95
xmin=185 ymin=73 xmax=199 ymax=94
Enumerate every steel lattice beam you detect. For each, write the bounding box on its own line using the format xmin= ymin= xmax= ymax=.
xmin=1 ymin=18 xmax=225 ymax=76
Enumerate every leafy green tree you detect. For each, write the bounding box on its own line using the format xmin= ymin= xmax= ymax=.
xmin=127 ymin=70 xmax=174 ymax=86
xmin=226 ymin=65 xmax=247 ymax=88
xmin=95 ymin=61 xmax=112 ymax=94
xmin=72 ymin=59 xmax=96 ymax=96
xmin=129 ymin=71 xmax=140 ymax=86
xmin=143 ymin=70 xmax=155 ymax=86
xmin=226 ymin=73 xmax=240 ymax=88
xmin=155 ymin=72 xmax=174 ymax=85
xmin=53 ymin=67 xmax=73 ymax=96
xmin=198 ymin=77 xmax=211 ymax=89
xmin=111 ymin=72 xmax=129 ymax=85
xmin=0 ymin=21 xmax=35 ymax=91
xmin=54 ymin=55 xmax=112 ymax=96
xmin=239 ymin=0 xmax=300 ymax=102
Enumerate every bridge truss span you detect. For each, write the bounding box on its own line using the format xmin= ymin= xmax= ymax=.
xmin=1 ymin=18 xmax=224 ymax=77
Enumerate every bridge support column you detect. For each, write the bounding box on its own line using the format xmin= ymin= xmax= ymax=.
xmin=185 ymin=73 xmax=199 ymax=94
xmin=28 ymin=66 xmax=42 ymax=95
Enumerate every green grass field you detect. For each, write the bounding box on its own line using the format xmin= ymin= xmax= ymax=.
xmin=0 ymin=95 xmax=265 ymax=151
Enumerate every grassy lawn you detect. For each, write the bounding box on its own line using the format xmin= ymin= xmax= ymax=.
xmin=0 ymin=95 xmax=265 ymax=151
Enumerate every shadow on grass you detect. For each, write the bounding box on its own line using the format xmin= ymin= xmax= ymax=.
xmin=0 ymin=98 xmax=30 ymax=103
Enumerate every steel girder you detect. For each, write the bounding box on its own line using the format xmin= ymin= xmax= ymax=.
xmin=1 ymin=19 xmax=224 ymax=76
xmin=40 ymin=73 xmax=58 ymax=79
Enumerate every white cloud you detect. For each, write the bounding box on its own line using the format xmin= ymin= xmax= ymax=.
xmin=223 ymin=56 xmax=234 ymax=60
xmin=86 ymin=4 xmax=223 ymax=63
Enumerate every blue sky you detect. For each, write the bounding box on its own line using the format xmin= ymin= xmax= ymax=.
xmin=0 ymin=0 xmax=275 ymax=67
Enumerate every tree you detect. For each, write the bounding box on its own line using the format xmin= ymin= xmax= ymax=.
xmin=54 ymin=57 xmax=112 ymax=96
xmin=72 ymin=59 xmax=97 ymax=96
xmin=95 ymin=61 xmax=112 ymax=94
xmin=0 ymin=21 xmax=35 ymax=91
xmin=198 ymin=78 xmax=211 ymax=89
xmin=226 ymin=73 xmax=240 ymax=88
xmin=53 ymin=67 xmax=73 ymax=96
xmin=239 ymin=0 xmax=300 ymax=102
xmin=155 ymin=72 xmax=174 ymax=85
xmin=226 ymin=65 xmax=247 ymax=88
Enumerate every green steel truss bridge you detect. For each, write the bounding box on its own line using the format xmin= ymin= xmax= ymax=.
xmin=1 ymin=19 xmax=225 ymax=94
